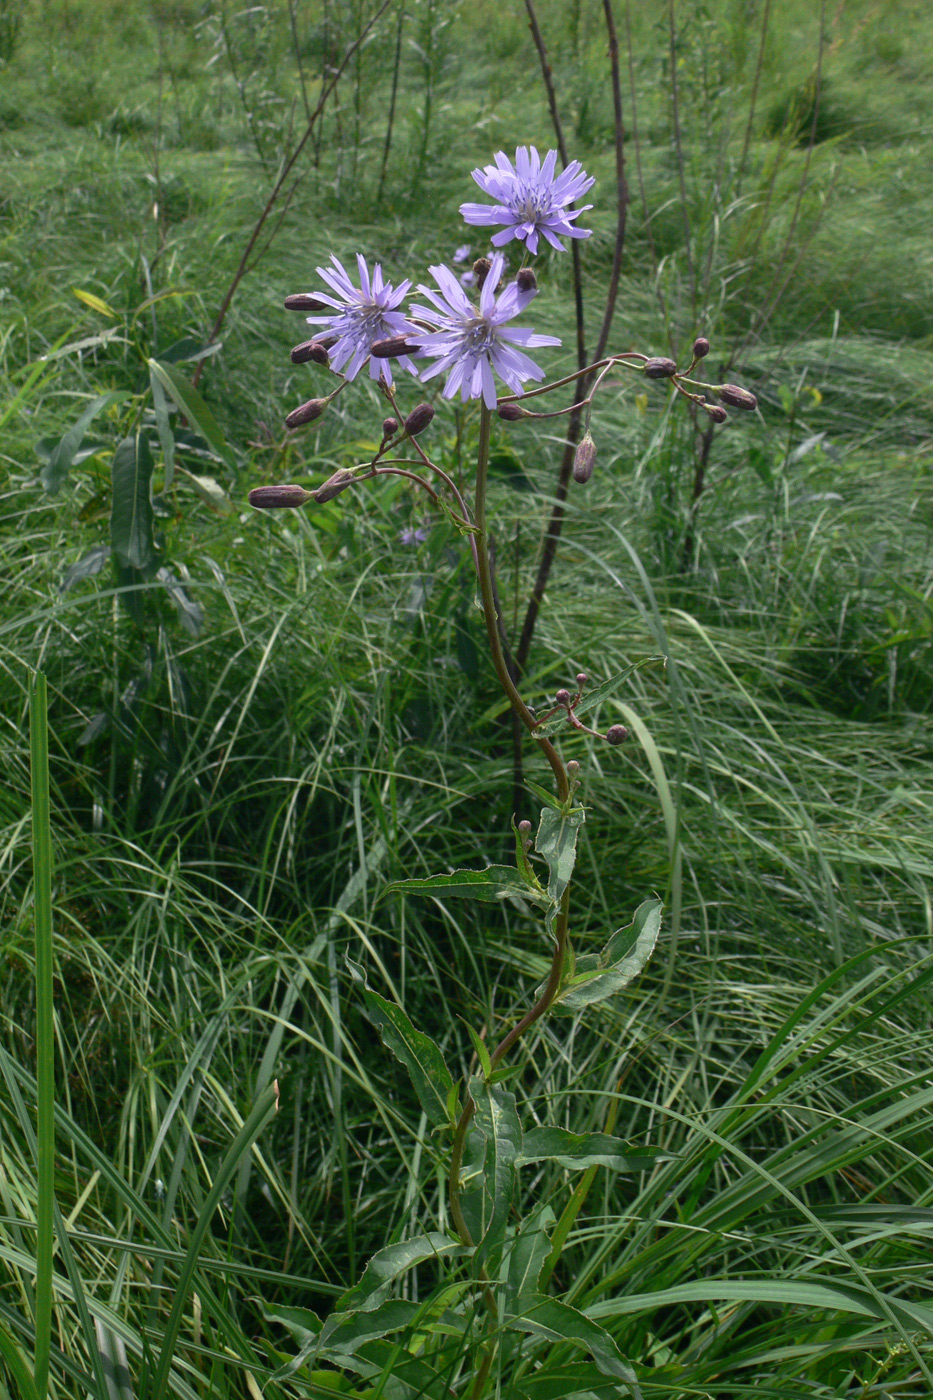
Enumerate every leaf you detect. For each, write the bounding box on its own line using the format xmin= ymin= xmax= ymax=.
xmin=148 ymin=358 xmax=236 ymax=470
xmin=39 ymin=391 xmax=128 ymax=493
xmin=535 ymin=805 xmax=585 ymax=904
xmin=532 ymin=657 xmax=666 ymax=737
xmin=466 ymin=1076 xmax=522 ymax=1270
xmin=263 ymin=1302 xmax=323 ymax=1382
xmin=506 ymin=1296 xmax=641 ymax=1394
xmin=72 ymin=286 xmax=117 ymax=318
xmin=362 ymin=986 xmax=454 ymax=1128
xmin=110 ymin=434 xmax=155 ymax=571
xmin=524 ymin=778 xmax=564 ymax=812
xmin=518 ymin=1128 xmax=667 ymax=1173
xmin=156 ymin=566 xmax=203 ymax=636
xmin=149 ymin=361 xmax=176 ymax=491
xmin=553 ymin=899 xmax=662 ymax=1013
xmin=518 ymin=1362 xmax=626 ymax=1400
xmin=175 ymin=466 xmax=234 ymax=515
xmin=338 ymin=1233 xmax=465 ymax=1314
xmin=320 ymin=1298 xmax=422 ymax=1358
xmin=505 ymin=1204 xmax=555 ymax=1315
xmin=382 ymin=865 xmax=551 ymax=908
xmin=60 ymin=545 xmax=112 ymax=594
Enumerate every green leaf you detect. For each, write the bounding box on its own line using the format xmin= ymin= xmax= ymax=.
xmin=320 ymin=1298 xmax=421 ymax=1358
xmin=518 ymin=1128 xmax=667 ymax=1173
xmin=147 ymin=358 xmax=236 ymax=470
xmin=535 ymin=805 xmax=585 ymax=903
xmin=382 ymin=865 xmax=551 ymax=908
xmin=524 ymin=778 xmax=564 ymax=811
xmin=553 ymin=899 xmax=662 ymax=1012
xmin=464 ymin=1022 xmax=492 ymax=1080
xmin=60 ymin=545 xmax=112 ymax=593
xmin=156 ymin=566 xmax=203 ymax=637
xmin=506 ymin=1296 xmax=641 ymax=1394
xmin=505 ymin=1204 xmax=555 ymax=1315
xmin=39 ymin=391 xmax=128 ymax=493
xmin=532 ymin=657 xmax=666 ymax=737
xmin=263 ymin=1302 xmax=323 ymax=1382
xmin=518 ymin=1362 xmax=625 ymax=1400
xmin=362 ymin=986 xmax=454 ymax=1129
xmin=467 ymin=1076 xmax=522 ymax=1270
xmin=149 ymin=361 xmax=176 ymax=491
xmin=338 ymin=1233 xmax=465 ymax=1314
xmin=110 ymin=433 xmax=155 ymax=571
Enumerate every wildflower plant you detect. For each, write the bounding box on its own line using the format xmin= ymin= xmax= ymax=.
xmin=250 ymin=148 xmax=759 ymax=1399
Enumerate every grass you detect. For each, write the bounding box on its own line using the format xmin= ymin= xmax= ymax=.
xmin=1 ymin=0 xmax=933 ymax=1395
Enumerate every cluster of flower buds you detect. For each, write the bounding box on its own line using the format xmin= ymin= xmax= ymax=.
xmin=534 ymin=673 xmax=629 ymax=746
xmin=638 ymin=335 xmax=758 ymax=424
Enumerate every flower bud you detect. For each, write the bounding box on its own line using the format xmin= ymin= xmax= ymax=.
xmin=715 ymin=383 xmax=758 ymax=411
xmin=285 ymin=397 xmax=328 ymax=429
xmin=403 ymin=402 xmax=435 ymax=437
xmin=555 ymin=688 xmax=572 ymax=706
xmin=312 ymin=468 xmax=356 ymax=504
xmin=567 ymin=760 xmax=580 ymax=777
xmin=518 ymin=819 xmax=532 ymax=834
xmin=572 ymin=432 xmax=597 ymax=484
xmin=692 ymin=336 xmax=710 ymax=360
xmin=371 ymin=336 xmax=420 ymax=358
xmin=705 ymin=403 xmax=728 ymax=424
xmin=644 ymin=357 xmax=678 ymax=379
xmin=248 ymin=484 xmax=314 ymax=510
xmin=605 ymin=724 xmax=629 ymax=745
xmin=290 ymin=340 xmax=331 ymax=366
xmin=498 ymin=403 xmax=529 ymax=422
xmin=381 ymin=416 xmax=399 ymax=439
xmin=516 ymin=267 xmax=538 ymax=294
xmin=576 ymin=673 xmax=588 ymax=688
xmin=473 ymin=256 xmax=492 ymax=291
xmin=284 ymin=293 xmax=330 ymax=312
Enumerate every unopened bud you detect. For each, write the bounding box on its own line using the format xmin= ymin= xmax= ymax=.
xmin=248 ymin=484 xmax=314 ymax=510
xmin=576 ymin=673 xmax=588 ymax=688
xmin=567 ymin=759 xmax=580 ymax=776
xmin=312 ymin=468 xmax=356 ymax=504
xmin=290 ymin=340 xmax=330 ymax=366
xmin=516 ymin=267 xmax=538 ymax=294
xmin=555 ymin=688 xmax=572 ymax=706
xmin=473 ymin=256 xmax=492 ymax=290
xmin=403 ymin=403 xmax=435 ymax=437
xmin=572 ymin=432 xmax=597 ymax=484
xmin=284 ymin=293 xmax=330 ymax=312
xmin=371 ymin=336 xmax=419 ymax=359
xmin=285 ymin=397 xmax=328 ymax=429
xmin=715 ymin=383 xmax=757 ymax=411
xmin=692 ymin=336 xmax=710 ymax=360
xmin=644 ymin=357 xmax=678 ymax=379
xmin=706 ymin=403 xmax=728 ymax=424
xmin=498 ymin=403 xmax=529 ymax=422
xmin=605 ymin=724 xmax=629 ymax=746
xmin=381 ymin=416 xmax=399 ymax=439
xmin=518 ymin=819 xmax=532 ymax=834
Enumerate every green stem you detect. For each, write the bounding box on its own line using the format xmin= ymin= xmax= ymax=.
xmin=29 ymin=672 xmax=54 ymax=1400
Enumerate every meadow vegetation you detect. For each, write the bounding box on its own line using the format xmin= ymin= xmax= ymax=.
xmin=1 ymin=0 xmax=933 ymax=1395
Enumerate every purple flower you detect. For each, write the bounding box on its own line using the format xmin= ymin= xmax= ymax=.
xmin=411 ymin=252 xmax=560 ymax=409
xmin=460 ymin=146 xmax=595 ymax=255
xmin=399 ymin=526 xmax=429 ymax=546
xmin=452 ymin=244 xmax=472 ymax=264
xmin=305 ymin=254 xmax=418 ymax=384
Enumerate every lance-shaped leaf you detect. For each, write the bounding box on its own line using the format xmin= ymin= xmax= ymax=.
xmin=149 ymin=361 xmax=176 ymax=491
xmin=518 ymin=1128 xmax=667 ymax=1173
xmin=338 ymin=1233 xmax=465 ymax=1314
xmin=148 ymin=358 xmax=236 ymax=470
xmin=263 ymin=1302 xmax=323 ymax=1382
xmin=505 ymin=1204 xmax=555 ymax=1316
xmin=383 ymin=864 xmax=551 ymax=908
xmin=362 ymin=985 xmax=454 ymax=1129
xmin=466 ymin=1076 xmax=522 ymax=1271
xmin=552 ymin=899 xmax=662 ymax=1013
xmin=506 ymin=1296 xmax=641 ymax=1394
xmin=532 ymin=657 xmax=666 ymax=738
xmin=60 ymin=545 xmax=111 ymax=594
xmin=110 ymin=434 xmax=155 ymax=571
xmin=319 ymin=1298 xmax=422 ymax=1358
xmin=518 ymin=1361 xmax=626 ymax=1400
xmin=535 ymin=805 xmax=585 ymax=904
xmin=39 ymin=390 xmax=129 ymax=494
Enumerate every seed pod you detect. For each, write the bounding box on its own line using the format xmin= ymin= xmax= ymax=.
xmin=248 ymin=484 xmax=314 ymax=510
xmin=371 ymin=336 xmax=420 ymax=358
xmin=473 ymin=256 xmax=492 ymax=291
xmin=573 ymin=432 xmax=597 ymax=484
xmin=497 ymin=403 xmax=529 ymax=421
xmin=516 ymin=267 xmax=538 ymax=294
xmin=555 ymin=688 xmax=572 ymax=706
xmin=644 ymin=357 xmax=678 ymax=379
xmin=692 ymin=336 xmax=710 ymax=360
xmin=381 ymin=416 xmax=399 ymax=439
xmin=403 ymin=402 xmax=435 ymax=437
xmin=284 ymin=293 xmax=330 ymax=312
xmin=605 ymin=724 xmax=629 ymax=746
xmin=312 ymin=468 xmax=356 ymax=503
xmin=715 ymin=383 xmax=758 ymax=411
xmin=290 ymin=340 xmax=331 ymax=366
xmin=705 ymin=403 xmax=728 ymax=424
xmin=285 ymin=397 xmax=328 ymax=429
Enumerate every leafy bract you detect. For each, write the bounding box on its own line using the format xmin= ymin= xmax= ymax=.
xmin=535 ymin=805 xmax=585 ymax=904
xmin=551 ymin=899 xmax=662 ymax=1013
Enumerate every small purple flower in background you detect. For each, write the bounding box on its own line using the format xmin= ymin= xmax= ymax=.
xmin=460 ymin=146 xmax=595 ymax=255
xmin=459 ymin=269 xmax=476 ymax=288
xmin=411 ymin=251 xmax=560 ymax=409
xmin=305 ymin=254 xmax=418 ymax=384
xmin=399 ymin=525 xmax=429 ymax=546
xmin=453 ymin=244 xmax=472 ymax=265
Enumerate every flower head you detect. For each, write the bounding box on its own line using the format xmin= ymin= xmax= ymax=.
xmin=305 ymin=254 xmax=418 ymax=384
xmin=411 ymin=252 xmax=560 ymax=409
xmin=460 ymin=146 xmax=595 ymax=255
